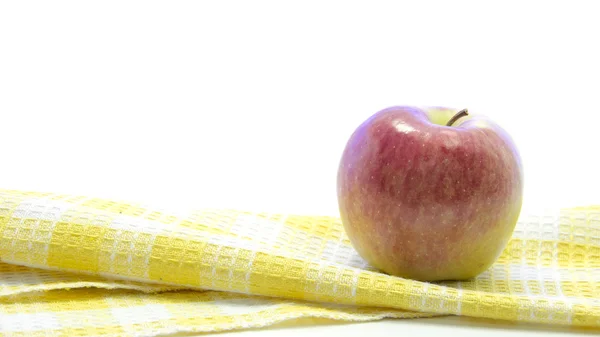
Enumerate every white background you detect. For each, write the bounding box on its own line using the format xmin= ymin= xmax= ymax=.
xmin=1 ymin=1 xmax=598 ymax=335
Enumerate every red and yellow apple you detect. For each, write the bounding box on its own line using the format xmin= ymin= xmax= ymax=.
xmin=337 ymin=106 xmax=524 ymax=281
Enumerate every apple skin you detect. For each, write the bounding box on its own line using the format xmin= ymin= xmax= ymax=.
xmin=337 ymin=106 xmax=523 ymax=281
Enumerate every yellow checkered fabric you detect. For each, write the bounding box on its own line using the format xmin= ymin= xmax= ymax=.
xmin=0 ymin=189 xmax=598 ymax=335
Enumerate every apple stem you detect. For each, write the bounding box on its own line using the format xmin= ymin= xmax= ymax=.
xmin=446 ymin=109 xmax=469 ymax=126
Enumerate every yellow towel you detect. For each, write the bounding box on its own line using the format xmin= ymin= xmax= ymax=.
xmin=0 ymin=189 xmax=598 ymax=335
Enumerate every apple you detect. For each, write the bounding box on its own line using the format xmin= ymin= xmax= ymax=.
xmin=337 ymin=106 xmax=523 ymax=281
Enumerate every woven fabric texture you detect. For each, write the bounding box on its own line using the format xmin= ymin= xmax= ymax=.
xmin=0 ymin=189 xmax=598 ymax=336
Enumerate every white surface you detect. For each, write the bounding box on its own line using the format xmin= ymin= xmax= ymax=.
xmin=203 ymin=316 xmax=599 ymax=336
xmin=1 ymin=0 xmax=599 ymax=335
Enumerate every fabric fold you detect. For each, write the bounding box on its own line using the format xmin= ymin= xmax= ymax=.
xmin=0 ymin=189 xmax=598 ymax=335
